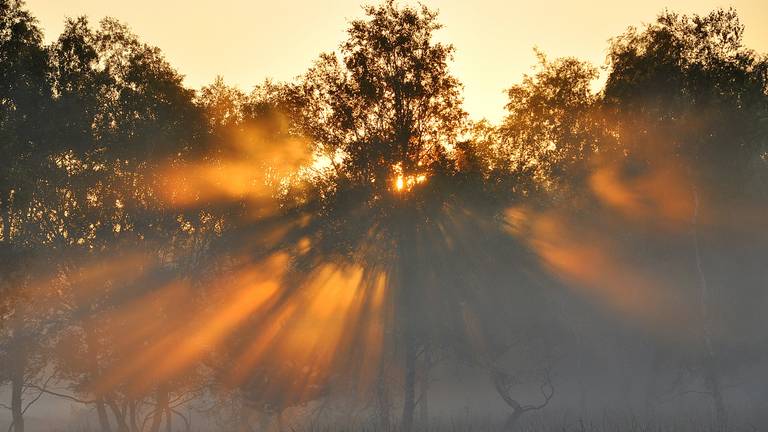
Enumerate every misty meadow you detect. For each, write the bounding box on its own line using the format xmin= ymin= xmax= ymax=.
xmin=1 ymin=0 xmax=767 ymax=431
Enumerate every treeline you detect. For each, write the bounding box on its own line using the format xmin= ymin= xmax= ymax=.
xmin=1 ymin=1 xmax=767 ymax=431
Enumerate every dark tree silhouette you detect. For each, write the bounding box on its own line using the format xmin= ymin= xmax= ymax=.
xmin=0 ymin=2 xmax=53 ymax=431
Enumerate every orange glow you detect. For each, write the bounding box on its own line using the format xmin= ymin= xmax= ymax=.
xmin=391 ymin=163 xmax=428 ymax=193
xmin=589 ymin=163 xmax=694 ymax=229
xmin=158 ymin=124 xmax=311 ymax=209
xmin=395 ymin=175 xmax=405 ymax=191
xmin=504 ymin=206 xmax=694 ymax=333
xmin=41 ymin=244 xmax=393 ymax=402
xmin=225 ymin=263 xmax=389 ymax=399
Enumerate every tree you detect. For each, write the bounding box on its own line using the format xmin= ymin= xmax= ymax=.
xmin=292 ymin=3 xmax=467 ymax=430
xmin=602 ymin=9 xmax=768 ymax=430
xmin=224 ymin=4 xmax=557 ymax=431
xmin=0 ymin=2 xmax=54 ymax=431
xmin=604 ymin=8 xmax=768 ymax=199
xmin=34 ymin=15 xmax=209 ymax=432
xmin=499 ymin=51 xmax=606 ymax=199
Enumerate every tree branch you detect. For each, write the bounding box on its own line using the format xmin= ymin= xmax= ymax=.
xmin=24 ymin=384 xmax=97 ymax=405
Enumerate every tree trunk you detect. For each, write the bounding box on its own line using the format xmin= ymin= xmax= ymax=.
xmin=11 ymin=365 xmax=24 ymax=432
xmin=418 ymin=351 xmax=429 ymax=430
xmin=107 ymin=398 xmax=130 ymax=432
xmin=691 ymin=188 xmax=727 ymax=431
xmin=10 ymin=318 xmax=27 ymax=432
xmin=165 ymin=407 xmax=172 ymax=432
xmin=85 ymin=323 xmax=112 ymax=432
xmin=376 ymin=372 xmax=391 ymax=431
xmin=184 ymin=409 xmax=192 ymax=432
xmin=149 ymin=387 xmax=169 ymax=432
xmin=238 ymin=403 xmax=252 ymax=432
xmin=96 ymin=399 xmax=112 ymax=432
xmin=129 ymin=400 xmax=139 ymax=432
xmin=400 ymin=335 xmax=417 ymax=432
xmin=705 ymin=361 xmax=727 ymax=431
xmin=397 ymin=213 xmax=418 ymax=432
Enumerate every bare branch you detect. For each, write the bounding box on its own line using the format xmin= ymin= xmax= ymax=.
xmin=24 ymin=384 xmax=97 ymax=405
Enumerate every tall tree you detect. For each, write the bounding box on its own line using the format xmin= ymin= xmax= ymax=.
xmin=295 ymin=3 xmax=466 ymax=430
xmin=0 ymin=2 xmax=53 ymax=431
xmin=238 ymin=3 xmax=551 ymax=431
xmin=601 ymin=9 xmax=768 ymax=430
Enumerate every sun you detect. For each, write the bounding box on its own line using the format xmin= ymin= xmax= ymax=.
xmin=392 ymin=173 xmax=427 ymax=193
xmin=391 ymin=162 xmax=428 ymax=193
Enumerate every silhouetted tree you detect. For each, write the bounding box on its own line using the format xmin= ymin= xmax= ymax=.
xmin=0 ymin=2 xmax=55 ymax=430
xmin=293 ymin=3 xmax=467 ymax=429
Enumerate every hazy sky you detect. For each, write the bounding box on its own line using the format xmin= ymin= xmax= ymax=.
xmin=24 ymin=0 xmax=768 ymax=122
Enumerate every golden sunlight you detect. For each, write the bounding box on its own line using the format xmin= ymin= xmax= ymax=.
xmin=391 ymin=163 xmax=428 ymax=193
xmin=395 ymin=175 xmax=404 ymax=191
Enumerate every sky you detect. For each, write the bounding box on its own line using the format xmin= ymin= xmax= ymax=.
xmin=24 ymin=0 xmax=768 ymax=123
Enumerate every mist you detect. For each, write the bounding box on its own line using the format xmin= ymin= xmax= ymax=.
xmin=1 ymin=1 xmax=767 ymax=431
